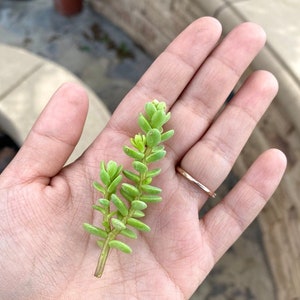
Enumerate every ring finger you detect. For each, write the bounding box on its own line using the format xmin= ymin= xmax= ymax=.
xmin=178 ymin=70 xmax=278 ymax=204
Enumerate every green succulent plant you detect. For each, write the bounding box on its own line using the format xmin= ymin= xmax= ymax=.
xmin=83 ymin=99 xmax=174 ymax=278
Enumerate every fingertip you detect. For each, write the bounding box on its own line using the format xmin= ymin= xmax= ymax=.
xmin=16 ymin=82 xmax=89 ymax=181
xmin=265 ymin=148 xmax=287 ymax=173
xmin=167 ymin=16 xmax=223 ymax=56
xmin=197 ymin=16 xmax=222 ymax=31
xmin=243 ymin=70 xmax=279 ymax=101
xmin=192 ymin=16 xmax=223 ymax=39
xmin=248 ymin=148 xmax=287 ymax=199
xmin=224 ymin=22 xmax=266 ymax=54
xmin=56 ymin=82 xmax=89 ymax=108
xmin=239 ymin=22 xmax=267 ymax=44
xmin=261 ymin=70 xmax=279 ymax=95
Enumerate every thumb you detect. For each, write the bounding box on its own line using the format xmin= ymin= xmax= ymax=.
xmin=1 ymin=83 xmax=89 ymax=184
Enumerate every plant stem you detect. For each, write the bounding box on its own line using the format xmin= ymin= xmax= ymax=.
xmin=94 ymin=230 xmax=117 ymax=277
xmin=94 ymin=210 xmax=135 ymax=277
xmin=94 ymin=240 xmax=110 ymax=278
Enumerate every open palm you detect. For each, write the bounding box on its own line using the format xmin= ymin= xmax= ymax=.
xmin=0 ymin=17 xmax=286 ymax=299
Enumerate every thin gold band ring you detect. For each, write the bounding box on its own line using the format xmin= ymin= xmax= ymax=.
xmin=176 ymin=166 xmax=216 ymax=198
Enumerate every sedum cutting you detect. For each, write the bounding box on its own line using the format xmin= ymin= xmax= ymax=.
xmin=83 ymin=100 xmax=174 ymax=278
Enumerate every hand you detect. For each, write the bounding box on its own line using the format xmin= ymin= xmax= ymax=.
xmin=0 ymin=17 xmax=286 ymax=299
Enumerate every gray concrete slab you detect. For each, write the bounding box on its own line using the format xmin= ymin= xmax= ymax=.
xmin=0 ymin=0 xmax=153 ymax=112
xmin=0 ymin=44 xmax=42 ymax=98
xmin=0 ymin=0 xmax=152 ymax=161
xmin=0 ymin=44 xmax=110 ymax=163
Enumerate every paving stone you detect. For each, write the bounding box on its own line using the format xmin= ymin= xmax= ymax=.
xmin=0 ymin=44 xmax=110 ymax=163
xmin=0 ymin=45 xmax=42 ymax=99
xmin=0 ymin=0 xmax=153 ymax=113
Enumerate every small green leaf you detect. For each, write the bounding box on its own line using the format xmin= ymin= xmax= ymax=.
xmin=145 ymin=150 xmax=166 ymax=163
xmin=133 ymin=133 xmax=143 ymax=144
xmin=116 ymin=165 xmax=123 ymax=176
xmin=145 ymin=101 xmax=157 ymax=118
xmin=106 ymin=160 xmax=118 ymax=178
xmin=109 ymin=240 xmax=132 ymax=254
xmin=107 ymin=211 xmax=118 ymax=219
xmin=93 ymin=181 xmax=105 ymax=194
xmin=143 ymin=177 xmax=152 ymax=185
xmin=131 ymin=200 xmax=148 ymax=210
xmin=151 ymin=110 xmax=166 ymax=129
xmin=132 ymin=210 xmax=145 ymax=218
xmin=160 ymin=129 xmax=174 ymax=142
xmin=120 ymin=228 xmax=137 ymax=239
xmin=146 ymin=168 xmax=161 ymax=178
xmin=131 ymin=134 xmax=146 ymax=152
xmin=121 ymin=183 xmax=140 ymax=198
xmin=120 ymin=188 xmax=134 ymax=202
xmin=156 ymin=101 xmax=167 ymax=111
xmin=127 ymin=218 xmax=151 ymax=232
xmin=83 ymin=223 xmax=108 ymax=238
xmin=140 ymin=195 xmax=162 ymax=203
xmin=123 ymin=146 xmax=145 ymax=160
xmin=165 ymin=112 xmax=171 ymax=123
xmin=111 ymin=218 xmax=126 ymax=230
xmin=146 ymin=128 xmax=161 ymax=147
xmin=141 ymin=185 xmax=162 ymax=195
xmin=123 ymin=170 xmax=140 ymax=184
xmin=92 ymin=205 xmax=106 ymax=214
xmin=107 ymin=174 xmax=122 ymax=193
xmin=133 ymin=161 xmax=148 ymax=174
xmin=152 ymin=145 xmax=164 ymax=152
xmin=102 ymin=219 xmax=110 ymax=229
xmin=97 ymin=240 xmax=104 ymax=248
xmin=138 ymin=113 xmax=152 ymax=133
xmin=111 ymin=194 xmax=128 ymax=216
xmin=98 ymin=198 xmax=110 ymax=207
xmin=100 ymin=168 xmax=110 ymax=186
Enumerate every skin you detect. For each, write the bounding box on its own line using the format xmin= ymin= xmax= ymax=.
xmin=0 ymin=17 xmax=286 ymax=299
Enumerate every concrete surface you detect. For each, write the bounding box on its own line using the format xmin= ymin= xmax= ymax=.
xmin=0 ymin=0 xmax=152 ymax=112
xmin=0 ymin=44 xmax=111 ymax=163
xmin=0 ymin=0 xmax=152 ymax=161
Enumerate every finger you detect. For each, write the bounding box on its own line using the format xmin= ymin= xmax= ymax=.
xmin=200 ymin=149 xmax=286 ymax=264
xmin=180 ymin=70 xmax=278 ymax=200
xmin=2 ymin=83 xmax=89 ymax=184
xmin=107 ymin=17 xmax=222 ymax=135
xmin=168 ymin=22 xmax=267 ymax=160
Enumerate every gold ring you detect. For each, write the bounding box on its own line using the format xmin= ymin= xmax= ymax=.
xmin=176 ymin=166 xmax=216 ymax=198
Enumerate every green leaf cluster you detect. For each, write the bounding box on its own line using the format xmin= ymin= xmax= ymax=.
xmin=83 ymin=99 xmax=174 ymax=278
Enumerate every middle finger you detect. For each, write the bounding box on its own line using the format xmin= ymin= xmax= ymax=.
xmin=167 ymin=22 xmax=266 ymax=161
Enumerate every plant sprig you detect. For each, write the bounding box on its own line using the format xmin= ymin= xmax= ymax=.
xmin=83 ymin=99 xmax=174 ymax=278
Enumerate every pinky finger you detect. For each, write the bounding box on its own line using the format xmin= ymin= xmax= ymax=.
xmin=200 ymin=149 xmax=287 ymax=263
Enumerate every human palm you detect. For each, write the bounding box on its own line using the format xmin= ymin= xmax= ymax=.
xmin=0 ymin=18 xmax=286 ymax=299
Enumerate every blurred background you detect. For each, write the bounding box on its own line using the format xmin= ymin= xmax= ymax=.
xmin=0 ymin=1 xmax=299 ymax=299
